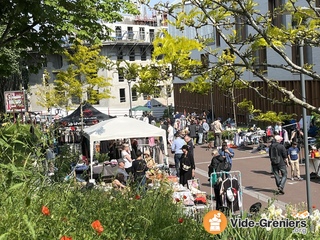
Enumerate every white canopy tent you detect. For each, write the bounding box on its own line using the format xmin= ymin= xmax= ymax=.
xmin=82 ymin=117 xmax=168 ymax=181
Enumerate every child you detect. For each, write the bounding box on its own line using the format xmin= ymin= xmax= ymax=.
xmin=288 ymin=142 xmax=303 ymax=181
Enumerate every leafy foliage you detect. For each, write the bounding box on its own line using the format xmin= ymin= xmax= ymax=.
xmin=54 ymin=40 xmax=113 ymax=108
xmin=149 ymin=0 xmax=320 ymax=114
xmin=0 ymin=0 xmax=139 ymax=73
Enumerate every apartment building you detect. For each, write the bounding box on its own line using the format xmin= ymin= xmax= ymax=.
xmin=27 ymin=9 xmax=173 ymax=119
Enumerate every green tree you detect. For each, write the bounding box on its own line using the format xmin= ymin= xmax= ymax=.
xmin=149 ymin=0 xmax=320 ymax=114
xmin=54 ymin=40 xmax=112 ymax=127
xmin=34 ymin=69 xmax=66 ymax=112
xmin=0 ymin=0 xmax=139 ymax=71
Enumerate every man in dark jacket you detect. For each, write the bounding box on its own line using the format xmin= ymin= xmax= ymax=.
xmin=269 ymin=135 xmax=289 ymax=194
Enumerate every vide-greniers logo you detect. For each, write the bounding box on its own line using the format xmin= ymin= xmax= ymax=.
xmin=203 ymin=210 xmax=307 ymax=235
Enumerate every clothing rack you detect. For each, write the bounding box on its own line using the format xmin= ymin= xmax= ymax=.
xmin=210 ymin=170 xmax=243 ymax=215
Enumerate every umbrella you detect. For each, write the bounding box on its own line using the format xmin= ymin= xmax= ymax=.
xmin=131 ymin=106 xmax=152 ymax=111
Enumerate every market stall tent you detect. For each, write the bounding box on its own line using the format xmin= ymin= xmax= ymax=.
xmin=59 ymin=102 xmax=115 ymax=127
xmin=83 ymin=117 xmax=168 ymax=180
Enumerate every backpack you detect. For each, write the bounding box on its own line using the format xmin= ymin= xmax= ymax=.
xmin=270 ymin=143 xmax=281 ymax=164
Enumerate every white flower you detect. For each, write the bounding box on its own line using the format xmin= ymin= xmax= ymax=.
xmin=265 ymin=226 xmax=272 ymax=231
xmin=261 ymin=213 xmax=267 ymax=219
xmin=275 ymin=208 xmax=283 ymax=219
xmin=315 ymin=223 xmax=320 ymax=233
xmin=268 ymin=204 xmax=276 ymax=213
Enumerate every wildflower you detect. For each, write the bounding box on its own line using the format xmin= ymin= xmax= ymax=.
xmin=91 ymin=220 xmax=104 ymax=235
xmin=178 ymin=218 xmax=184 ymax=223
xmin=60 ymin=236 xmax=72 ymax=240
xmin=175 ymin=198 xmax=180 ymax=202
xmin=41 ymin=206 xmax=50 ymax=216
xmin=183 ymin=195 xmax=187 ymax=199
xmin=313 ymin=205 xmax=317 ymax=209
xmin=274 ymin=208 xmax=283 ymax=219
xmin=135 ymin=194 xmax=141 ymax=200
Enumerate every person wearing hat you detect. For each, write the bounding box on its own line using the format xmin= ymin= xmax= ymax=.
xmin=179 ymin=145 xmax=195 ymax=186
xmin=211 ymin=117 xmax=223 ymax=149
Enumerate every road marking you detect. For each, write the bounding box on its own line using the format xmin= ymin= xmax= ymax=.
xmin=287 ymin=182 xmax=298 ymax=185
xmin=196 ymin=154 xmax=269 ymax=165
xmin=195 ymin=168 xmax=288 ymax=210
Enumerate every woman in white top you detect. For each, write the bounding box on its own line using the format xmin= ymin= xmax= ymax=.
xmin=167 ymin=124 xmax=174 ymax=146
xmin=121 ymin=144 xmax=133 ymax=174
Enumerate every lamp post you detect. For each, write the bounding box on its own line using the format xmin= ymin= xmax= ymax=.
xmin=128 ymin=79 xmax=133 ymax=118
xmin=299 ymin=40 xmax=312 ymax=214
xmin=210 ymin=83 xmax=215 ymax=123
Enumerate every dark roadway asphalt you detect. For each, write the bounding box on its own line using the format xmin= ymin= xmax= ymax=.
xmin=168 ymin=143 xmax=320 ymax=213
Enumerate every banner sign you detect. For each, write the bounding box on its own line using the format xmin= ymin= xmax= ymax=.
xmin=4 ymin=91 xmax=27 ymax=113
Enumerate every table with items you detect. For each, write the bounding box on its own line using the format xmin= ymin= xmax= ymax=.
xmin=171 ymin=182 xmax=209 ymax=222
xmin=92 ymin=160 xmax=118 ymax=181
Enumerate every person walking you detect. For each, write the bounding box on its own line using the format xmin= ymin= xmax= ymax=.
xmin=269 ymin=135 xmax=289 ymax=195
xmin=219 ymin=142 xmax=235 ymax=170
xmin=197 ymin=120 xmax=204 ymax=145
xmin=211 ymin=117 xmax=223 ymax=148
xmin=179 ymin=145 xmax=195 ymax=186
xmin=288 ymin=142 xmax=303 ymax=181
xmin=202 ymin=119 xmax=210 ymax=143
xmin=171 ymin=132 xmax=185 ymax=177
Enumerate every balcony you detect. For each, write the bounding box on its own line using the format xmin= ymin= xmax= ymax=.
xmin=106 ymin=30 xmax=156 ymax=44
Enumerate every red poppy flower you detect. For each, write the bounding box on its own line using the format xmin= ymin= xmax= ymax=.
xmin=312 ymin=205 xmax=316 ymax=209
xmin=183 ymin=195 xmax=187 ymax=199
xmin=60 ymin=236 xmax=72 ymax=240
xmin=135 ymin=194 xmax=141 ymax=200
xmin=41 ymin=206 xmax=50 ymax=216
xmin=175 ymin=198 xmax=180 ymax=202
xmin=91 ymin=220 xmax=104 ymax=235
xmin=178 ymin=218 xmax=184 ymax=223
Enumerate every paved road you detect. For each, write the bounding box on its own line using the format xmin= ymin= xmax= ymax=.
xmin=169 ymin=143 xmax=320 ymax=212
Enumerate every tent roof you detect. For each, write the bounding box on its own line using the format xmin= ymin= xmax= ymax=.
xmin=60 ymin=102 xmax=115 ymax=126
xmin=83 ymin=117 xmax=166 ymax=142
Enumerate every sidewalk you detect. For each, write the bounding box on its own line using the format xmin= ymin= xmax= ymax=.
xmin=168 ymin=144 xmax=320 ymax=212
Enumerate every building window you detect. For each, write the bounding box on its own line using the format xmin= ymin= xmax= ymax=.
xmin=132 ymin=89 xmax=138 ymax=101
xmin=117 ymin=47 xmax=123 ymax=60
xmin=149 ymin=29 xmax=155 ymax=42
xmin=268 ymin=0 xmax=284 ymax=27
xmin=316 ymin=0 xmax=320 ymax=7
xmin=127 ymin=26 xmax=134 ymax=40
xmin=116 ymin=26 xmax=122 ymax=40
xmin=118 ymin=73 xmax=124 ymax=82
xmin=215 ymin=28 xmax=221 ymax=47
xmin=143 ymin=93 xmax=148 ymax=100
xmin=141 ymin=47 xmax=147 ymax=61
xmin=139 ymin=27 xmax=145 ymax=41
xmin=291 ymin=45 xmax=311 ymax=66
xmin=254 ymin=47 xmax=267 ymax=73
xmin=129 ymin=48 xmax=135 ymax=61
xmin=201 ymin=53 xmax=209 ymax=69
xmin=119 ymin=88 xmax=126 ymax=102
xmin=235 ymin=16 xmax=247 ymax=42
